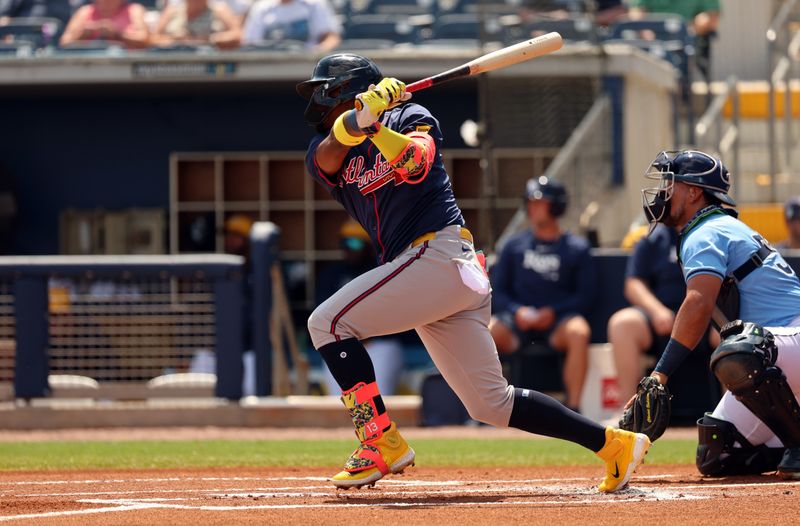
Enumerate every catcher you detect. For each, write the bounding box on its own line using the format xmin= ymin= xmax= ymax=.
xmin=623 ymin=149 xmax=800 ymax=478
xmin=297 ymin=53 xmax=650 ymax=492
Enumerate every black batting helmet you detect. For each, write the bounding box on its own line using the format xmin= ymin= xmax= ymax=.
xmin=524 ymin=176 xmax=568 ymax=217
xmin=296 ymin=54 xmax=382 ymax=133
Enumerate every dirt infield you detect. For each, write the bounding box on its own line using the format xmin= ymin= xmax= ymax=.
xmin=1 ymin=465 xmax=798 ymax=525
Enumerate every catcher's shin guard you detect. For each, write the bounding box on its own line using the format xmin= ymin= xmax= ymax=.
xmin=331 ymin=381 xmax=415 ymax=489
xmin=711 ymin=322 xmax=800 ymax=449
xmin=596 ymin=427 xmax=650 ymax=493
xmin=696 ymin=413 xmax=784 ymax=476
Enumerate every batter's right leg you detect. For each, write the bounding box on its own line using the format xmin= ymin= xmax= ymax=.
xmin=416 ymin=301 xmax=650 ymax=492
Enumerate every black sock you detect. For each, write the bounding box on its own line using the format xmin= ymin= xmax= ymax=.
xmin=317 ymin=338 xmax=386 ymax=414
xmin=508 ymin=388 xmax=607 ymax=452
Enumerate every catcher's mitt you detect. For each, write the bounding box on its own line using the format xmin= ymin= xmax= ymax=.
xmin=618 ymin=376 xmax=672 ymax=441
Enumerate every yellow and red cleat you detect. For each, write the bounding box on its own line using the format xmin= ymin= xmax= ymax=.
xmin=331 ymin=421 xmax=416 ymax=489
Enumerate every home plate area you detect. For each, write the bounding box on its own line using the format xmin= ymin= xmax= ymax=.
xmin=0 ymin=467 xmax=798 ymax=524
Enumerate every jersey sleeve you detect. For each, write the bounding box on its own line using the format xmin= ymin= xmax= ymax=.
xmin=393 ymin=104 xmax=443 ymax=143
xmin=304 ymin=135 xmax=339 ymax=191
xmin=626 ymin=235 xmax=653 ymax=281
xmin=680 ymin=228 xmax=729 ymax=282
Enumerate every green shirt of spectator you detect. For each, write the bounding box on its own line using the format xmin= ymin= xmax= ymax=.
xmin=628 ymin=0 xmax=720 ymax=36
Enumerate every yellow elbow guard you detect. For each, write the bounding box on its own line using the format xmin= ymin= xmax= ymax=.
xmin=332 ymin=112 xmax=366 ymax=147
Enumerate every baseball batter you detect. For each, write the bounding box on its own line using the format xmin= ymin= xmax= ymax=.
xmin=640 ymin=149 xmax=800 ymax=477
xmin=296 ymin=53 xmax=649 ymax=492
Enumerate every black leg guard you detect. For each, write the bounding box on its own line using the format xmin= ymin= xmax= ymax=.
xmin=696 ymin=413 xmax=785 ymax=476
xmin=711 ymin=321 xmax=800 ymax=448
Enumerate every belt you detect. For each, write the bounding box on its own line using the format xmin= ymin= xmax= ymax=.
xmin=411 ymin=227 xmax=473 ymax=248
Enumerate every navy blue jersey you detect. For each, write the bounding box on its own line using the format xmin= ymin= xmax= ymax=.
xmin=626 ymin=224 xmax=685 ymax=312
xmin=491 ymin=229 xmax=597 ymax=318
xmin=305 ymin=103 xmax=464 ymax=263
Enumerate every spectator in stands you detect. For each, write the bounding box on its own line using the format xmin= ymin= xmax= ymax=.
xmin=164 ymin=0 xmax=252 ymax=28
xmin=519 ymin=0 xmax=625 ymax=25
xmin=627 ymin=0 xmax=720 ymax=80
xmin=316 ymin=219 xmax=404 ymax=395
xmin=153 ymin=0 xmax=242 ymax=48
xmin=591 ymin=0 xmax=626 ymax=26
xmin=489 ymin=176 xmax=596 ymax=412
xmin=242 ymin=0 xmax=340 ymax=51
xmin=777 ymin=196 xmax=800 ymax=251
xmin=607 ymin=222 xmax=718 ymax=405
xmin=59 ymin=0 xmax=150 ymax=48
xmin=628 ymin=0 xmax=719 ymax=37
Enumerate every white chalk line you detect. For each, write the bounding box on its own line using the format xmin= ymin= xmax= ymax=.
xmin=2 ymin=474 xmax=796 ymax=522
xmin=0 ymin=504 xmax=161 ymax=522
xmin=0 ymin=476 xmax=328 ymax=487
xmin=0 ymin=474 xmax=675 ymax=488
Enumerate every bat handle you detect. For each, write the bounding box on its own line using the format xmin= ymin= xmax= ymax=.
xmin=354 ymin=78 xmax=428 ymax=111
xmin=406 ymin=78 xmax=432 ymax=93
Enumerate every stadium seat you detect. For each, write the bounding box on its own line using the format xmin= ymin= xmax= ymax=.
xmin=435 ymin=0 xmax=517 ymax=16
xmin=146 ymin=44 xmax=215 ymax=54
xmin=0 ymin=17 xmax=62 ymax=49
xmin=420 ymin=13 xmax=502 ymax=46
xmin=239 ymin=39 xmax=306 ymax=52
xmin=608 ymin=14 xmax=691 ymax=45
xmin=0 ymin=41 xmax=34 ymax=57
xmin=343 ymin=14 xmax=420 ymax=43
xmin=337 ymin=38 xmax=398 ymax=50
xmin=606 ymin=14 xmax=695 ymax=142
xmin=55 ymin=40 xmax=124 ymax=56
xmin=501 ymin=15 xmax=597 ymax=45
xmin=367 ymin=0 xmax=434 ymax=15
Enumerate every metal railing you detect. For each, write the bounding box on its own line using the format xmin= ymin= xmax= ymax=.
xmin=694 ymin=75 xmax=740 ymax=201
xmin=0 ymin=254 xmax=246 ymax=399
xmin=767 ymin=0 xmax=800 ymax=201
xmin=494 ymin=94 xmax=613 ymax=251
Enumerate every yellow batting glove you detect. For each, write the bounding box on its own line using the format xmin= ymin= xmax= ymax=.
xmin=375 ymin=77 xmax=410 ymax=107
xmin=354 ymin=78 xmax=412 ymax=129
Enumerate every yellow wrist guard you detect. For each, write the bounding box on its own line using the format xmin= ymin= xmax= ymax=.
xmin=332 ymin=112 xmax=366 ymax=147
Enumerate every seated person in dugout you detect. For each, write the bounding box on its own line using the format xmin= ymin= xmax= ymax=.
xmin=777 ymin=196 xmax=800 ymax=252
xmin=489 ymin=176 xmax=596 ymax=413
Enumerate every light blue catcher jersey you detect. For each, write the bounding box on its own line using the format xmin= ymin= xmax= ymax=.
xmin=680 ymin=212 xmax=800 ymax=326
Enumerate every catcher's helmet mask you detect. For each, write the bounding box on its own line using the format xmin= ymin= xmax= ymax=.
xmin=524 ymin=176 xmax=568 ymax=218
xmin=642 ymin=150 xmax=736 ymax=233
xmin=296 ymin=54 xmax=383 ymax=133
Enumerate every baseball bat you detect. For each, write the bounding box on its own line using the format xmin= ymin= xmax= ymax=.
xmin=407 ymin=31 xmax=563 ymax=93
xmin=354 ymin=32 xmax=563 ymax=110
